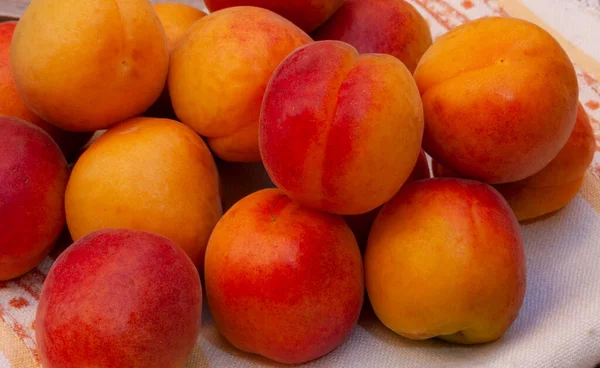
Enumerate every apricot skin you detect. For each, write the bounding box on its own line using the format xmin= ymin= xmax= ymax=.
xmin=365 ymin=178 xmax=526 ymax=344
xmin=313 ymin=0 xmax=433 ymax=72
xmin=0 ymin=117 xmax=68 ymax=280
xmin=205 ymin=189 xmax=364 ymax=364
xmin=204 ymin=0 xmax=344 ymax=32
xmin=414 ymin=17 xmax=579 ymax=184
xmin=260 ymin=40 xmax=424 ymax=215
xmin=0 ymin=21 xmax=90 ymax=157
xmin=433 ymin=103 xmax=596 ymax=221
xmin=168 ymin=7 xmax=312 ymax=162
xmin=10 ymin=0 xmax=169 ymax=132
xmin=65 ymin=117 xmax=222 ymax=271
xmin=36 ymin=229 xmax=202 ymax=368
xmin=344 ymin=150 xmax=430 ymax=250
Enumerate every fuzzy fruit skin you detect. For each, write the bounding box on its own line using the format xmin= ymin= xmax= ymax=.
xmin=65 ymin=117 xmax=222 ymax=272
xmin=154 ymin=3 xmax=207 ymax=53
xmin=0 ymin=21 xmax=91 ymax=157
xmin=344 ymin=149 xmax=430 ymax=250
xmin=313 ymin=0 xmax=433 ymax=72
xmin=145 ymin=3 xmax=207 ymax=120
xmin=259 ymin=40 xmax=424 ymax=215
xmin=168 ymin=6 xmax=312 ymax=162
xmin=414 ymin=17 xmax=579 ymax=184
xmin=433 ymin=103 xmax=596 ymax=221
xmin=204 ymin=0 xmax=344 ymax=32
xmin=36 ymin=229 xmax=202 ymax=368
xmin=0 ymin=117 xmax=68 ymax=280
xmin=205 ymin=188 xmax=364 ymax=364
xmin=10 ymin=0 xmax=169 ymax=132
xmin=365 ymin=178 xmax=526 ymax=344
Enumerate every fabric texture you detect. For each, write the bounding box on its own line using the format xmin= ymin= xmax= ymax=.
xmin=1 ymin=0 xmax=600 ymax=367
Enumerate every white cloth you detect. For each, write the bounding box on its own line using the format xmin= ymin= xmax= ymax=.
xmin=519 ymin=0 xmax=600 ymax=61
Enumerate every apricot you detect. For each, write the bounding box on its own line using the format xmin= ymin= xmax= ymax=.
xmin=10 ymin=0 xmax=169 ymax=132
xmin=344 ymin=150 xmax=430 ymax=249
xmin=313 ymin=0 xmax=433 ymax=72
xmin=0 ymin=21 xmax=90 ymax=158
xmin=0 ymin=117 xmax=68 ymax=280
xmin=65 ymin=117 xmax=222 ymax=270
xmin=154 ymin=3 xmax=206 ymax=53
xmin=36 ymin=229 xmax=202 ymax=368
xmin=169 ymin=7 xmax=311 ymax=162
xmin=365 ymin=178 xmax=526 ymax=344
xmin=204 ymin=0 xmax=343 ymax=32
xmin=433 ymin=103 xmax=596 ymax=221
xmin=145 ymin=3 xmax=207 ymax=120
xmin=414 ymin=17 xmax=579 ymax=184
xmin=205 ymin=189 xmax=364 ymax=364
xmin=260 ymin=40 xmax=424 ymax=215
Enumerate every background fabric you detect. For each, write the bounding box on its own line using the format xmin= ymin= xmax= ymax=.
xmin=1 ymin=0 xmax=600 ymax=367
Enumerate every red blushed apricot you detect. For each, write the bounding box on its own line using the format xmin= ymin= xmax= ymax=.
xmin=344 ymin=150 xmax=430 ymax=250
xmin=0 ymin=117 xmax=68 ymax=280
xmin=168 ymin=7 xmax=312 ymax=162
xmin=153 ymin=3 xmax=207 ymax=53
xmin=433 ymin=103 xmax=596 ymax=221
xmin=36 ymin=229 xmax=202 ymax=368
xmin=260 ymin=40 xmax=424 ymax=215
xmin=0 ymin=21 xmax=90 ymax=158
xmin=205 ymin=189 xmax=364 ymax=364
xmin=414 ymin=17 xmax=579 ymax=184
xmin=204 ymin=0 xmax=344 ymax=32
xmin=313 ymin=0 xmax=433 ymax=72
xmin=365 ymin=178 xmax=526 ymax=344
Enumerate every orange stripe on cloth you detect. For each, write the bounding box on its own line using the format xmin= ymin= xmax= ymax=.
xmin=412 ymin=0 xmax=469 ymax=29
xmin=0 ymin=310 xmax=39 ymax=368
xmin=484 ymin=0 xmax=511 ymax=16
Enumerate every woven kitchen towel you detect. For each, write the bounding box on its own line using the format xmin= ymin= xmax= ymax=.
xmin=1 ymin=0 xmax=600 ymax=367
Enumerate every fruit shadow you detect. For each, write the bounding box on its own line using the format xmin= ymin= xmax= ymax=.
xmin=357 ymin=197 xmax=594 ymax=363
xmin=357 ymin=299 xmax=461 ymax=351
xmin=216 ymin=159 xmax=276 ymax=212
xmin=195 ymin=298 xmax=288 ymax=368
xmin=48 ymin=226 xmax=74 ymax=260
